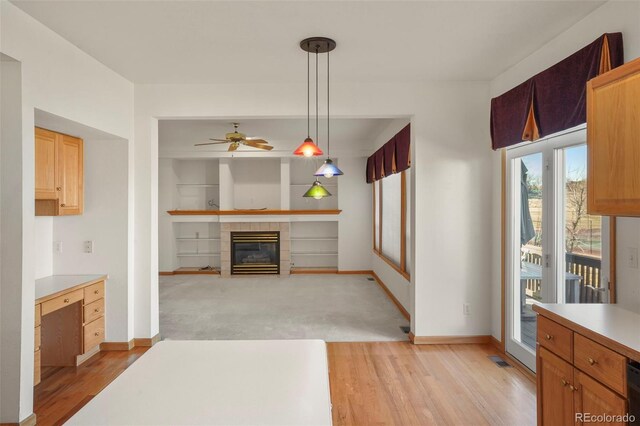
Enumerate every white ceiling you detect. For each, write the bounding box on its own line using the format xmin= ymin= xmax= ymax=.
xmin=158 ymin=117 xmax=395 ymax=157
xmin=11 ymin=0 xmax=605 ymax=84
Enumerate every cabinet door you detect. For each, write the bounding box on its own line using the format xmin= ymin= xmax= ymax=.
xmin=35 ymin=128 xmax=59 ymax=200
xmin=57 ymin=134 xmax=84 ymax=215
xmin=587 ymin=57 xmax=640 ymax=215
xmin=538 ymin=346 xmax=575 ymax=425
xmin=573 ymin=369 xmax=627 ymax=426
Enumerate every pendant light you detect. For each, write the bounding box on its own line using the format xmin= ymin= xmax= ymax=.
xmin=314 ymin=45 xmax=343 ymax=178
xmin=294 ymin=41 xmax=323 ymax=157
xmin=303 ymin=179 xmax=332 ymax=200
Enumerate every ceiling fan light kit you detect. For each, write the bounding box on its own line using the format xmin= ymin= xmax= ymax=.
xmin=195 ymin=122 xmax=274 ymax=151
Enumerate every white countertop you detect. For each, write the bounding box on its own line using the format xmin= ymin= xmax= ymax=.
xmin=67 ymin=340 xmax=333 ymax=426
xmin=35 ymin=274 xmax=107 ymax=302
xmin=534 ymin=303 xmax=640 ymax=362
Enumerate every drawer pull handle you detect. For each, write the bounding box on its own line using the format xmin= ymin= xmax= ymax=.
xmin=94 ymin=290 xmax=99 ymax=294
xmin=569 ymin=385 xmax=579 ymax=392
xmin=545 ymin=334 xmax=553 ymax=340
xmin=56 ymin=187 xmax=61 ymax=191
xmin=94 ymin=308 xmax=100 ymax=313
xmin=587 ymin=357 xmax=597 ymax=366
xmin=60 ymin=203 xmax=66 ymax=207
xmin=63 ymin=298 xmax=69 ymax=303
xmin=561 ymin=379 xmax=568 ymax=387
xmin=94 ymin=332 xmax=100 ymax=336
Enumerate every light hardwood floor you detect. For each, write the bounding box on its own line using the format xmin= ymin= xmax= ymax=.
xmin=34 ymin=342 xmax=536 ymax=426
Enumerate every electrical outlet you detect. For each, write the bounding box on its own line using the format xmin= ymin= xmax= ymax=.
xmin=463 ymin=303 xmax=471 ymax=316
xmin=628 ymin=247 xmax=638 ymax=269
xmin=84 ymin=240 xmax=94 ymax=254
xmin=54 ymin=241 xmax=63 ymax=253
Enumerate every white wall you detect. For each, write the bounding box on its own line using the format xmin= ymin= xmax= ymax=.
xmin=489 ymin=1 xmax=640 ymax=340
xmin=231 ymin=158 xmax=281 ymax=209
xmin=135 ymin=79 xmax=493 ymax=340
xmin=34 ymin=217 xmax=53 ymax=279
xmin=0 ymin=54 xmax=27 ymax=424
xmin=52 ymin=139 xmax=130 ymax=341
xmin=0 ymin=2 xmax=134 ymax=421
xmin=338 ymin=157 xmax=372 ymax=272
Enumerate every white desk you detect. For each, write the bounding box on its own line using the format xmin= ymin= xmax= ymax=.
xmin=67 ymin=340 xmax=333 ymax=425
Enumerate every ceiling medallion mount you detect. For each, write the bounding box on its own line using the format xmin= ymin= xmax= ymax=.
xmin=300 ymin=37 xmax=336 ymax=54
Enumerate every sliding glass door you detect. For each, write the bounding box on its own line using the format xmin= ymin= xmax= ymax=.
xmin=505 ymin=128 xmax=611 ymax=371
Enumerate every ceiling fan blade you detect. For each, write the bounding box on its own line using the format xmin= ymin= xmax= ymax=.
xmin=244 ymin=141 xmax=274 ymax=150
xmin=245 ymin=138 xmax=269 ymax=144
xmin=228 ymin=143 xmax=239 ymax=152
xmin=209 ymin=138 xmax=230 ymax=142
xmin=195 ymin=141 xmax=231 ymax=146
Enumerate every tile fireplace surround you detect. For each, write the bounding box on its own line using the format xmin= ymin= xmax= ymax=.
xmin=220 ymin=222 xmax=290 ymax=277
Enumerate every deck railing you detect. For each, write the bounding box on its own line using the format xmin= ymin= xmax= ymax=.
xmin=521 ymin=250 xmax=604 ymax=303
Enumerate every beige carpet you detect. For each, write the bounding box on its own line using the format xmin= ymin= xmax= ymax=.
xmin=159 ymin=274 xmax=409 ymax=342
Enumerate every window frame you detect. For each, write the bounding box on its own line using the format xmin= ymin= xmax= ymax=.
xmin=372 ymin=170 xmax=410 ymax=280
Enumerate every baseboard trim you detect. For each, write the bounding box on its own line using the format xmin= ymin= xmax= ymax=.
xmin=133 ymin=333 xmax=161 ymax=347
xmin=0 ymin=413 xmax=37 ymax=426
xmin=411 ymin=335 xmax=492 ymax=345
xmin=101 ymin=340 xmax=135 ymax=351
xmin=490 ymin=336 xmax=505 ymax=353
xmin=370 ymin=271 xmax=410 ymax=321
xmin=159 ymin=271 xmax=174 ymax=276
xmin=290 ymin=269 xmax=338 ymax=274
xmin=336 ymin=270 xmax=373 ymax=275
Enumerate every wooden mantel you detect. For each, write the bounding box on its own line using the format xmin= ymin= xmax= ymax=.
xmin=167 ymin=209 xmax=342 ymax=216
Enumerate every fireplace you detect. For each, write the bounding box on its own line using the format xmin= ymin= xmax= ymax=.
xmin=231 ymin=232 xmax=280 ymax=275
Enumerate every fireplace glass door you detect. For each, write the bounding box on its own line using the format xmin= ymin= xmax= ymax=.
xmin=231 ymin=232 xmax=280 ymax=275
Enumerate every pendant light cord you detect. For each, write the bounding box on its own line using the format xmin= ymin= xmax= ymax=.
xmin=315 ymin=45 xmax=319 ymax=147
xmin=307 ymin=46 xmax=310 ymax=139
xmin=327 ymin=49 xmax=330 ymax=157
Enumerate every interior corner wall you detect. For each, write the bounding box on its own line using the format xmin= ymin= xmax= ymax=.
xmin=489 ymin=0 xmax=640 ymax=341
xmin=52 ymin=139 xmax=130 ymax=341
xmin=1 ymin=2 xmax=134 ymax=421
xmin=158 ymin=158 xmax=177 ymax=272
xmin=34 ymin=217 xmax=53 ymax=279
xmin=337 ymin=156 xmax=372 ymax=272
xmin=0 ymin=55 xmax=27 ymax=424
xmin=134 ymin=79 xmax=493 ymax=340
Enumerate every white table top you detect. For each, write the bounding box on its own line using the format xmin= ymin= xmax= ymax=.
xmin=67 ymin=340 xmax=333 ymax=426
xmin=534 ymin=303 xmax=640 ymax=362
xmin=35 ymin=274 xmax=107 ymax=302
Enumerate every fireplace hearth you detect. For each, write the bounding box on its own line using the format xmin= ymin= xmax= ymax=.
xmin=231 ymin=232 xmax=280 ymax=275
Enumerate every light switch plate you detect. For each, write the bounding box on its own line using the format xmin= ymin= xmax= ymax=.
xmin=84 ymin=240 xmax=94 ymax=254
xmin=54 ymin=241 xmax=62 ymax=253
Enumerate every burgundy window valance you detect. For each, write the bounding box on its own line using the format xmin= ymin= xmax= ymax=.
xmin=490 ymin=32 xmax=623 ymax=150
xmin=366 ymin=124 xmax=411 ymax=183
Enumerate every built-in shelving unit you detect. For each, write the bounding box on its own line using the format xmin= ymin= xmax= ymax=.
xmin=290 ymin=222 xmax=338 ymax=270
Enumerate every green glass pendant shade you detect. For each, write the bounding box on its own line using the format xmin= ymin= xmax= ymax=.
xmin=303 ymin=179 xmax=332 ymax=200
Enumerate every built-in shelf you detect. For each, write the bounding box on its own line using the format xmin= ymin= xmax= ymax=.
xmin=290 ymin=183 xmax=338 ymax=187
xmin=177 ymin=253 xmax=221 ymax=257
xmin=176 ymin=238 xmax=221 ymax=241
xmin=167 ymin=209 xmax=342 ymax=216
xmin=291 ymin=237 xmax=338 ymax=241
xmin=291 ymin=252 xmax=339 ymax=256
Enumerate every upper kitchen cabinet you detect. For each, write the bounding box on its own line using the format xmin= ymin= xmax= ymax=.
xmin=587 ymin=57 xmax=640 ymax=216
xmin=35 ymin=127 xmax=84 ymax=216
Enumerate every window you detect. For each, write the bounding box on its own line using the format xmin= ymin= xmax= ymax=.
xmin=372 ymin=169 xmax=410 ymax=279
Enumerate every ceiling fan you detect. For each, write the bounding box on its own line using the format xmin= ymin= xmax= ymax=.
xmin=194 ymin=123 xmax=273 ymax=152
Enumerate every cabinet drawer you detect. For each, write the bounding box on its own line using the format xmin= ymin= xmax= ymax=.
xmin=574 ymin=334 xmax=627 ymax=396
xmin=41 ymin=289 xmax=83 ymax=315
xmin=35 ymin=304 xmax=41 ymax=327
xmin=84 ymin=316 xmax=105 ymax=353
xmin=34 ymin=326 xmax=41 ymax=350
xmin=84 ymin=281 xmax=105 ymax=304
xmin=84 ymin=298 xmax=104 ymax=324
xmin=537 ymin=316 xmax=573 ymax=362
xmin=34 ymin=349 xmax=41 ymax=386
